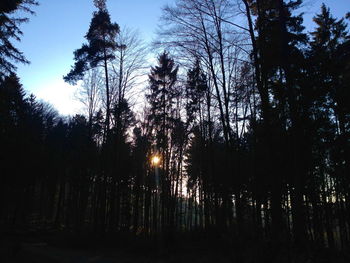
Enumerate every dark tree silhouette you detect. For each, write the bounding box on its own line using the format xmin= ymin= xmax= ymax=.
xmin=64 ymin=0 xmax=120 ymax=139
xmin=0 ymin=0 xmax=38 ymax=77
xmin=146 ymin=51 xmax=180 ymax=233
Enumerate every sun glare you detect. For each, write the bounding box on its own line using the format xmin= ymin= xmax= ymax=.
xmin=151 ymin=155 xmax=161 ymax=166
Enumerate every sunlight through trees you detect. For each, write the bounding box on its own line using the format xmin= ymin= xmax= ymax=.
xmin=1 ymin=0 xmax=350 ymax=261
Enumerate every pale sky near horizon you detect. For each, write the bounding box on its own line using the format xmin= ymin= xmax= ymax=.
xmin=14 ymin=0 xmax=349 ymax=116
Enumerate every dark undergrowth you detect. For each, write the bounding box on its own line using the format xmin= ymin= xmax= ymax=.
xmin=1 ymin=226 xmax=350 ymax=263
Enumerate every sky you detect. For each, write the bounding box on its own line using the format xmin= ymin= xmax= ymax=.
xmin=14 ymin=0 xmax=350 ymax=116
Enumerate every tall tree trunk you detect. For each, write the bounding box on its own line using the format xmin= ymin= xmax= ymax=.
xmin=103 ymin=47 xmax=110 ymax=142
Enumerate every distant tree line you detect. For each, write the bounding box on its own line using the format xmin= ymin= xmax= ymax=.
xmin=0 ymin=0 xmax=350 ymax=256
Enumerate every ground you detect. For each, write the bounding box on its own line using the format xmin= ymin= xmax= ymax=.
xmin=1 ymin=231 xmax=349 ymax=263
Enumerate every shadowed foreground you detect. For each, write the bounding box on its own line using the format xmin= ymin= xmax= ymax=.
xmin=1 ymin=230 xmax=350 ymax=263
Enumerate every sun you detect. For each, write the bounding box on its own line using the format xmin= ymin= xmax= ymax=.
xmin=151 ymin=155 xmax=161 ymax=166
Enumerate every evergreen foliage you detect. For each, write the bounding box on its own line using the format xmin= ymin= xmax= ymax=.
xmin=0 ymin=0 xmax=38 ymax=78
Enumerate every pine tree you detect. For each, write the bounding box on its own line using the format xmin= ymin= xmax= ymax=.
xmin=147 ymin=52 xmax=178 ymax=152
xmin=308 ymin=5 xmax=350 ymax=247
xmin=64 ymin=0 xmax=120 ymax=139
xmin=245 ymin=0 xmax=309 ymax=245
xmin=0 ymin=0 xmax=38 ymax=78
xmin=146 ymin=51 xmax=179 ymax=232
xmin=185 ymin=61 xmax=208 ymax=130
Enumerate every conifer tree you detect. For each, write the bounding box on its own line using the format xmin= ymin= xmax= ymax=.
xmin=0 ymin=0 xmax=38 ymax=78
xmin=146 ymin=51 xmax=179 ymax=231
xmin=64 ymin=0 xmax=120 ymax=139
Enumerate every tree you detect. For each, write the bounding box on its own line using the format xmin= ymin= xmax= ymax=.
xmin=64 ymin=0 xmax=120 ymax=140
xmin=0 ymin=0 xmax=38 ymax=78
xmin=159 ymin=0 xmax=249 ymax=145
xmin=310 ymin=3 xmax=350 ymax=136
xmin=185 ymin=60 xmax=208 ymax=130
xmin=242 ymin=0 xmax=310 ymax=245
xmin=307 ymin=5 xmax=350 ymax=247
xmin=146 ymin=51 xmax=179 ymax=232
xmin=110 ymin=27 xmax=148 ymax=106
xmin=76 ymin=68 xmax=102 ymax=129
xmin=147 ymin=51 xmax=179 ymax=152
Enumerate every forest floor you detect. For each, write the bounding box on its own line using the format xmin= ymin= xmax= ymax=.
xmin=0 ymin=232 xmax=232 ymax=263
xmin=1 ymin=239 xmax=230 ymax=263
xmin=1 ymin=230 xmax=350 ymax=263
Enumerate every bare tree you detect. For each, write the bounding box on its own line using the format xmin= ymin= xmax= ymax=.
xmin=157 ymin=0 xmax=250 ymax=145
xmin=110 ymin=27 xmax=149 ymax=107
xmin=75 ymin=68 xmax=102 ymax=126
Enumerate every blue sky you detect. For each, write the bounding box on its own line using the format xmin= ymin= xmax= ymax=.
xmin=15 ymin=0 xmax=349 ymax=115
